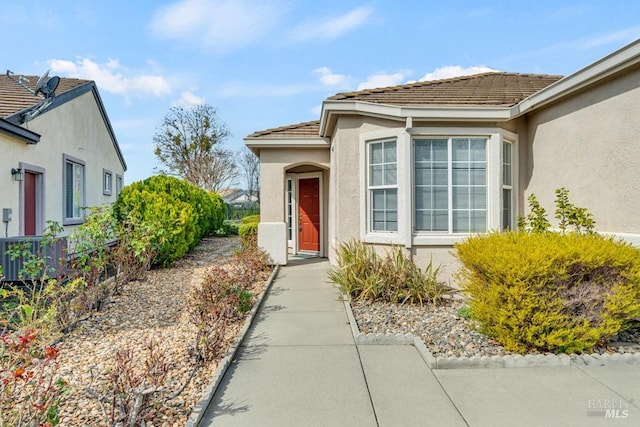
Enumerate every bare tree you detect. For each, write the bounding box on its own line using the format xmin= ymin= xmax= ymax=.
xmin=238 ymin=147 xmax=260 ymax=202
xmin=153 ymin=104 xmax=238 ymax=192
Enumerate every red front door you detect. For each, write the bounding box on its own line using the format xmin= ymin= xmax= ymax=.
xmin=24 ymin=172 xmax=37 ymax=236
xmin=298 ymin=178 xmax=320 ymax=252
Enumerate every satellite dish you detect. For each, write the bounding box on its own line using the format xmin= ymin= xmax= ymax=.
xmin=41 ymin=76 xmax=60 ymax=98
xmin=34 ymin=70 xmax=50 ymax=95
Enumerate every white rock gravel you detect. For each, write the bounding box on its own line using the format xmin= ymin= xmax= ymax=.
xmin=53 ymin=236 xmax=268 ymax=427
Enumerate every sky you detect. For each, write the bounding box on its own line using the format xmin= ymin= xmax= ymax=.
xmin=2 ymin=0 xmax=639 ymax=184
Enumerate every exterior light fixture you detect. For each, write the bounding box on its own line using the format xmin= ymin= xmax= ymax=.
xmin=11 ymin=168 xmax=24 ymax=181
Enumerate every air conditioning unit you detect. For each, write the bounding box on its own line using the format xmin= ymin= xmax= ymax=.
xmin=0 ymin=236 xmax=68 ymax=281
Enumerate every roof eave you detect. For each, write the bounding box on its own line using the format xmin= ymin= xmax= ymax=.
xmin=5 ymin=81 xmax=128 ymax=171
xmin=244 ymin=136 xmax=330 ymax=155
xmin=514 ymin=38 xmax=640 ymax=117
xmin=89 ymin=84 xmax=128 ymax=171
xmin=0 ymin=118 xmax=40 ymax=144
xmin=319 ymin=100 xmax=512 ymax=137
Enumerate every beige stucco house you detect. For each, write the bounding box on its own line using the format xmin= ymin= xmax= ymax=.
xmin=246 ymin=39 xmax=640 ymax=280
xmin=0 ymin=72 xmax=126 ymax=240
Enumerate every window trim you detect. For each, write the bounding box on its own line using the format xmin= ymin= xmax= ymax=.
xmin=63 ymin=154 xmax=86 ymax=225
xmin=359 ymin=129 xmax=407 ymax=245
xmin=116 ymin=174 xmax=123 ymax=198
xmin=410 ymin=127 xmax=516 ymax=246
xmin=103 ymin=168 xmax=113 ymax=196
xmin=368 ymin=139 xmax=398 ymax=233
xmin=502 ymin=140 xmax=514 ymax=230
xmin=413 ymin=136 xmax=488 ymax=234
xmin=359 ymin=126 xmax=518 ymax=247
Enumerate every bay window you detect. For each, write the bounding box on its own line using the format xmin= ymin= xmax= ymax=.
xmin=414 ymin=137 xmax=487 ymax=234
xmin=361 ymin=128 xmax=515 ymax=245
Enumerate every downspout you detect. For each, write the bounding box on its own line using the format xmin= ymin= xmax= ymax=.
xmin=405 ymin=116 xmax=414 ymax=262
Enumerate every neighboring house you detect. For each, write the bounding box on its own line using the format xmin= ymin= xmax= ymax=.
xmin=0 ymin=72 xmax=127 ymax=240
xmin=220 ymin=188 xmax=259 ymax=207
xmin=246 ymin=39 xmax=640 ymax=281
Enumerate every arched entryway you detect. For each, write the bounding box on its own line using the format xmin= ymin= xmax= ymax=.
xmin=285 ymin=164 xmax=328 ymax=257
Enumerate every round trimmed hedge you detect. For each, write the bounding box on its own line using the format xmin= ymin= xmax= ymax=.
xmin=113 ymin=175 xmax=225 ymax=267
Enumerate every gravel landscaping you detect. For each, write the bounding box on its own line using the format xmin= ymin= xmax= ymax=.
xmin=53 ymin=236 xmax=268 ymax=427
xmin=351 ymin=299 xmax=640 ymax=358
xmin=46 ymin=235 xmax=640 ymax=424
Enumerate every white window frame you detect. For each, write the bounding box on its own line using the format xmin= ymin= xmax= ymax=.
xmin=409 ymin=127 xmax=517 ymax=246
xmin=359 ymin=126 xmax=518 ymax=247
xmin=368 ymin=139 xmax=398 ymax=233
xmin=103 ymin=169 xmax=113 ymax=196
xmin=63 ymin=154 xmax=86 ymax=225
xmin=502 ymin=140 xmax=514 ymax=230
xmin=360 ymin=129 xmax=408 ymax=245
xmin=413 ymin=136 xmax=488 ymax=234
xmin=286 ymin=177 xmax=293 ymax=248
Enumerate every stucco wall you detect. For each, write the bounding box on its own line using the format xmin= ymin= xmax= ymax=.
xmin=260 ymin=148 xmax=330 ymax=221
xmin=329 ymin=115 xmax=401 ymax=259
xmin=259 ymin=147 xmax=330 ymax=256
xmin=524 ymin=67 xmax=640 ymax=237
xmin=0 ymin=90 xmax=125 ymax=237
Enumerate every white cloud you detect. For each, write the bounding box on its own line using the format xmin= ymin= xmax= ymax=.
xmin=288 ymin=7 xmax=372 ymax=42
xmin=149 ymin=0 xmax=282 ymax=52
xmin=47 ymin=57 xmax=171 ymax=98
xmin=357 ymin=70 xmax=412 ymax=91
xmin=173 ymin=91 xmax=205 ymax=108
xmin=419 ymin=65 xmax=499 ymax=82
xmin=313 ymin=67 xmax=349 ymax=87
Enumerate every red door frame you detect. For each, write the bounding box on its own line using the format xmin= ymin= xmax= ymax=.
xmin=23 ymin=171 xmax=37 ymax=236
xmin=19 ymin=164 xmax=45 ymax=236
xmin=298 ymin=177 xmax=320 ymax=252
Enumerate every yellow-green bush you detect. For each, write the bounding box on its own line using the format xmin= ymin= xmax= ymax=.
xmin=239 ymin=215 xmax=259 ymax=237
xmin=238 ymin=222 xmax=258 ymax=237
xmin=455 ymin=232 xmax=640 ymax=354
xmin=241 ymin=215 xmax=260 ymax=225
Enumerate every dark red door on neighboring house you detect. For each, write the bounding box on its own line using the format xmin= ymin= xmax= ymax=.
xmin=24 ymin=171 xmax=37 ymax=236
xmin=298 ymin=178 xmax=320 ymax=252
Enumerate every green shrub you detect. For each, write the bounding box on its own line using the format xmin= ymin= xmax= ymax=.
xmin=328 ymin=240 xmax=453 ymax=305
xmin=455 ymin=232 xmax=640 ymax=354
xmin=112 ymin=175 xmax=229 ymax=267
xmin=518 ymin=187 xmax=595 ymax=234
xmin=218 ymin=220 xmax=240 ymax=236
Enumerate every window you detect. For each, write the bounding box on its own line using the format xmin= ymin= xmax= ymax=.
xmin=63 ymin=155 xmax=85 ymax=224
xmin=286 ymin=178 xmax=293 ymax=241
xmin=502 ymin=141 xmax=513 ymax=230
xmin=103 ymin=169 xmax=112 ymax=196
xmin=368 ymin=140 xmax=397 ymax=232
xmin=116 ymin=174 xmax=123 ymax=198
xmin=414 ymin=137 xmax=487 ymax=234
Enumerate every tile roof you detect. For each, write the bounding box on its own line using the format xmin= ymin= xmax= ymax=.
xmin=327 ymin=72 xmax=563 ymax=107
xmin=246 ymin=120 xmax=320 ymax=138
xmin=0 ymin=73 xmax=90 ymax=118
